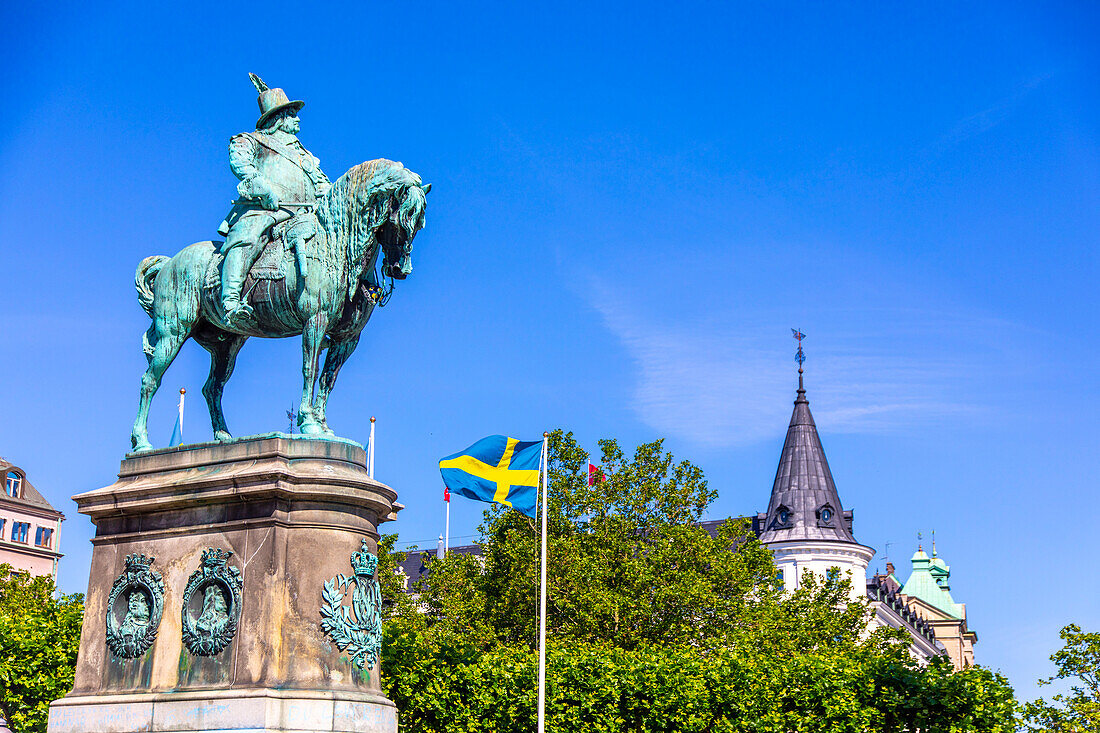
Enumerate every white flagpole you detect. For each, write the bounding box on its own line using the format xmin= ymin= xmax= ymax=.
xmin=178 ymin=388 xmax=185 ymax=441
xmin=537 ymin=431 xmax=549 ymax=733
xmin=368 ymin=416 xmax=376 ymax=478
xmin=445 ymin=494 xmax=450 ymax=556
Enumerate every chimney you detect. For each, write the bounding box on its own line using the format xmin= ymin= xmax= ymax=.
xmin=886 ymin=561 xmax=896 ymax=576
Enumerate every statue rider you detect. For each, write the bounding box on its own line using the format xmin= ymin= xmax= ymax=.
xmin=217 ymin=74 xmax=331 ymax=324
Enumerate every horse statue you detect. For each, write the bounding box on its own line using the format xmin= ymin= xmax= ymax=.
xmin=130 ymin=159 xmax=429 ymax=451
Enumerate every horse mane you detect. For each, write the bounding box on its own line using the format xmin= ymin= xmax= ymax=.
xmin=316 ymin=159 xmax=426 ymax=300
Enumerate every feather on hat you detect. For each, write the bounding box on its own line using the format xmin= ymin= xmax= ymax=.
xmin=249 ymin=73 xmax=304 ymax=129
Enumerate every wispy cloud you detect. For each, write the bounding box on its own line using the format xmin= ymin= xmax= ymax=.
xmin=928 ymin=74 xmax=1052 ymax=156
xmin=590 ymin=285 xmax=991 ymax=447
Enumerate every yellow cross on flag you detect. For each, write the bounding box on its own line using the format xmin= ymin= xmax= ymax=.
xmin=438 ymin=435 xmax=542 ymax=517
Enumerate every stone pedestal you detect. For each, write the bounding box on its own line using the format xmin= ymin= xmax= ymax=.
xmin=48 ymin=435 xmax=402 ymax=733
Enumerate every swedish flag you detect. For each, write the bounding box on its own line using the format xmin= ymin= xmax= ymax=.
xmin=439 ymin=435 xmax=542 ymax=518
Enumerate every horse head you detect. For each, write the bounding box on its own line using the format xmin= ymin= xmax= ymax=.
xmin=318 ymin=159 xmax=431 ymax=288
xmin=378 ymin=175 xmax=429 ymax=280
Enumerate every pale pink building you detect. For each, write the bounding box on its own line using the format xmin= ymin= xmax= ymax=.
xmin=0 ymin=458 xmax=64 ymax=577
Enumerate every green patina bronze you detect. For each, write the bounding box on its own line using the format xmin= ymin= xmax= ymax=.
xmin=320 ymin=539 xmax=382 ymax=674
xmin=130 ymin=74 xmax=430 ymax=451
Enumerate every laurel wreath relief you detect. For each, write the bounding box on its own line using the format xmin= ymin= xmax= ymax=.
xmin=320 ymin=540 xmax=382 ymax=673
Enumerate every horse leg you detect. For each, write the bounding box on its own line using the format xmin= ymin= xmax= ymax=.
xmin=131 ymin=317 xmax=190 ymax=451
xmin=193 ymin=331 xmax=248 ymax=442
xmin=298 ymin=313 xmax=329 ymax=435
xmin=315 ymin=334 xmax=361 ymax=436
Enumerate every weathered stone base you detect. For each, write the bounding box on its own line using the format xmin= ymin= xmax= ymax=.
xmin=48 ymin=436 xmax=401 ymax=733
xmin=47 ymin=688 xmax=397 ymax=733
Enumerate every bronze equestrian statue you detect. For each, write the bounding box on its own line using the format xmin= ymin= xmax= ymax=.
xmin=130 ymin=75 xmax=430 ymax=451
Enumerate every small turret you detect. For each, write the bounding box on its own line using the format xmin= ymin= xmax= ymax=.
xmin=757 ymin=331 xmax=874 ymax=598
xmin=901 ymin=543 xmax=964 ymax=619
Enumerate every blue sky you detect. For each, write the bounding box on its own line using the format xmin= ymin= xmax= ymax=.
xmin=2 ymin=0 xmax=1098 ymax=701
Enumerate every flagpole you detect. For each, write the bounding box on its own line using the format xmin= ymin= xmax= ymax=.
xmin=178 ymin=388 xmax=185 ymax=441
xmin=537 ymin=431 xmax=549 ymax=733
xmin=445 ymin=490 xmax=450 ymax=556
xmin=368 ymin=416 xmax=376 ymax=478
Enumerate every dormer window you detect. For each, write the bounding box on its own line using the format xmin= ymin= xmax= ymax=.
xmin=771 ymin=504 xmax=793 ymax=529
xmin=5 ymin=471 xmax=21 ymax=498
xmin=816 ymin=503 xmax=836 ymax=527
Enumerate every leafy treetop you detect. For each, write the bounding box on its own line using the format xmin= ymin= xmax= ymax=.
xmin=0 ymin=566 xmax=83 ymax=733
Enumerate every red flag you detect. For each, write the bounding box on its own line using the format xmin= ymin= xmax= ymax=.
xmin=444 ymin=486 xmax=451 ymax=502
xmin=587 ymin=463 xmax=603 ymax=486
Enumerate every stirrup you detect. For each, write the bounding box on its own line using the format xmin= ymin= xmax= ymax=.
xmin=225 ymin=303 xmax=254 ymax=324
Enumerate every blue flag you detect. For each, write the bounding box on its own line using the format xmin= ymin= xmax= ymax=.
xmin=169 ymin=414 xmax=183 ymax=447
xmin=439 ymin=435 xmax=542 ymax=518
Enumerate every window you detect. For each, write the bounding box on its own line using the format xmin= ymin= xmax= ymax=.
xmin=11 ymin=522 xmax=29 ymax=543
xmin=0 ymin=519 xmax=5 ymax=536
xmin=772 ymin=504 xmax=793 ymax=529
xmin=35 ymin=527 xmax=53 ymax=549
xmin=5 ymin=472 xmax=21 ymax=498
xmin=816 ymin=502 xmax=836 ymax=526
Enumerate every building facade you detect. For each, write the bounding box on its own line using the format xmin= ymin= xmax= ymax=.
xmin=753 ymin=375 xmax=947 ymax=663
xmin=0 ymin=458 xmax=64 ymax=577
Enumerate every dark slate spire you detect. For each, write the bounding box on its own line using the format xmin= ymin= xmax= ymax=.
xmin=758 ymin=376 xmax=857 ymax=544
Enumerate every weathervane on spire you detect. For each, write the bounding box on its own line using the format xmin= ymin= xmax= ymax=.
xmin=791 ymin=328 xmax=806 ymax=390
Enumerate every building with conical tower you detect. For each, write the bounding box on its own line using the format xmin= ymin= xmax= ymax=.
xmin=756 ymin=371 xmax=874 ymax=601
xmin=755 ymin=362 xmax=947 ymax=663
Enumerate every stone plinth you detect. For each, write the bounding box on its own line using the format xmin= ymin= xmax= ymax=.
xmin=48 ymin=435 xmax=402 ymax=733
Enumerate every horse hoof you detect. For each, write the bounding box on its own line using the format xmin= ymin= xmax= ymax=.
xmin=215 ymin=430 xmax=233 ymax=442
xmin=131 ymin=438 xmax=154 ymax=453
xmin=299 ymin=422 xmax=324 ymax=435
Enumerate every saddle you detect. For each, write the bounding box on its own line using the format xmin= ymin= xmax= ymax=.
xmin=206 ymin=216 xmax=317 ymax=290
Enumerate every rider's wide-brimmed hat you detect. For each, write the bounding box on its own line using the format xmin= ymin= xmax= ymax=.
xmin=249 ymin=73 xmax=304 ymax=129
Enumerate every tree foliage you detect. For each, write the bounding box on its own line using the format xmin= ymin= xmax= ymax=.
xmin=0 ymin=566 xmax=83 ymax=733
xmin=1023 ymin=624 xmax=1100 ymax=732
xmin=384 ymin=640 xmax=1015 ymax=733
xmin=380 ymin=430 xmax=1018 ymax=732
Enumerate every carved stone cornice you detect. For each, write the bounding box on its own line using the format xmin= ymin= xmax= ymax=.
xmin=75 ymin=436 xmax=400 ymax=541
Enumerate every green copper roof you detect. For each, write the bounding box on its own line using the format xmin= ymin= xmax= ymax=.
xmin=900 ymin=547 xmax=964 ymax=619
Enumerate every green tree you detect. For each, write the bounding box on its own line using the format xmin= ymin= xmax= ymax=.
xmin=1023 ymin=624 xmax=1100 ymax=732
xmin=391 ymin=430 xmax=822 ymax=652
xmin=0 ymin=566 xmax=83 ymax=733
xmin=380 ymin=430 xmax=1018 ymax=732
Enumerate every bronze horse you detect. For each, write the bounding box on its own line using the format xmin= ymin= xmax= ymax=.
xmin=130 ymin=159 xmax=429 ymax=451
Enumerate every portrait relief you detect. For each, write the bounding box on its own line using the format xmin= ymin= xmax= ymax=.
xmin=182 ymin=548 xmax=243 ymax=656
xmin=105 ymin=554 xmax=164 ymax=659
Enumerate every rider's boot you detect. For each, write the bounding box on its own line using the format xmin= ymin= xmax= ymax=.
xmin=221 ymin=246 xmax=256 ymax=325
xmin=220 ymin=215 xmax=272 ymax=324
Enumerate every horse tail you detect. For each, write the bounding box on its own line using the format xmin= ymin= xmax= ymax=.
xmin=136 ymin=255 xmax=169 ymax=318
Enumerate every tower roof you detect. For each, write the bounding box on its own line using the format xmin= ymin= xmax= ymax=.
xmin=758 ymin=377 xmax=856 ymax=544
xmin=901 ymin=545 xmax=964 ymax=619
